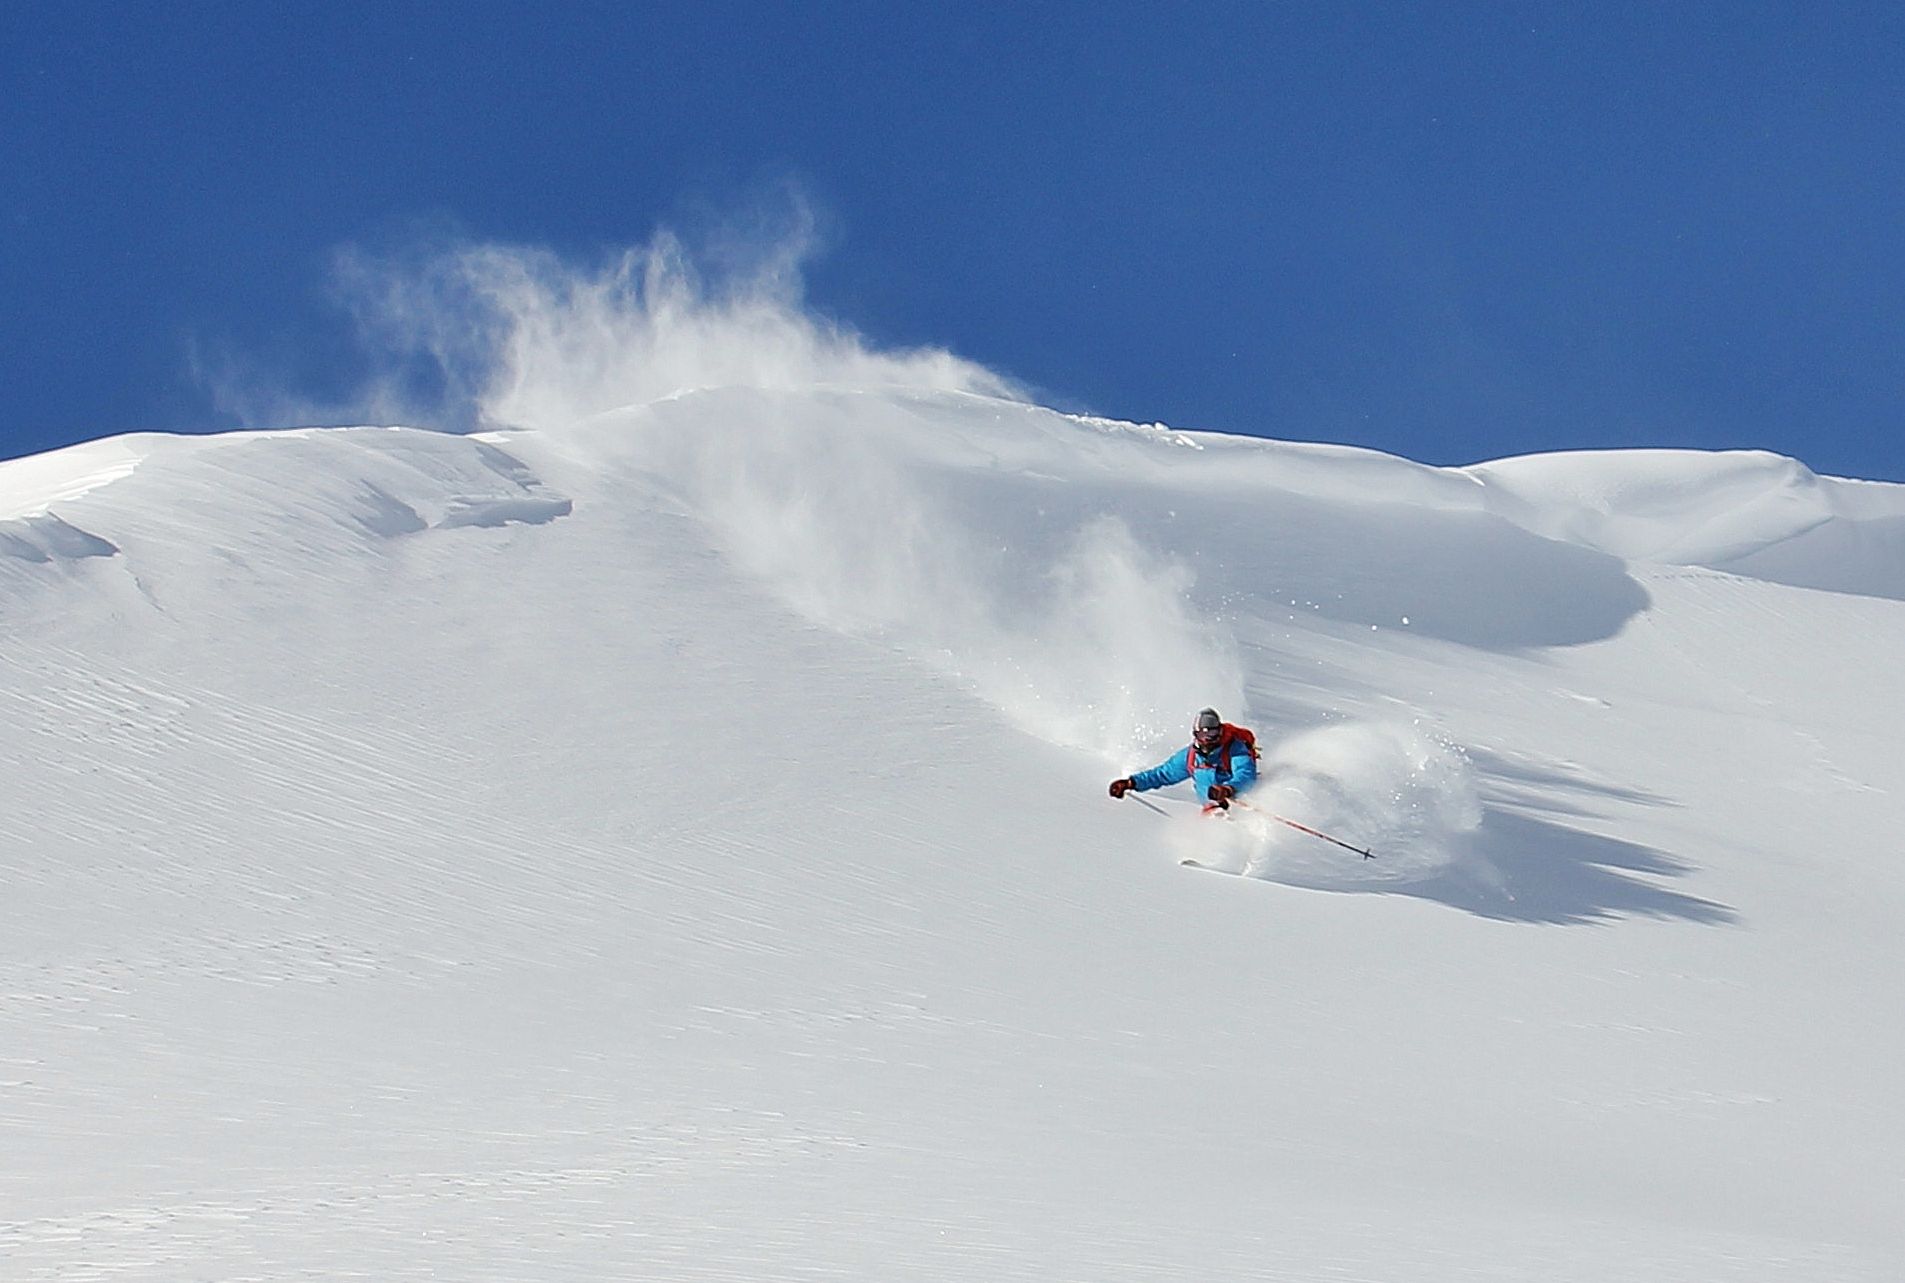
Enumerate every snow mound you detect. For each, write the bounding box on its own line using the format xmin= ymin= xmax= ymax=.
xmin=0 ymin=434 xmax=157 ymax=519
xmin=1471 ymin=448 xmax=1905 ymax=600
xmin=0 ymin=427 xmax=571 ymax=616
xmin=0 ymin=513 xmax=119 ymax=564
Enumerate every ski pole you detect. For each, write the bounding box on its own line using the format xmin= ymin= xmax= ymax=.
xmin=1234 ymin=800 xmax=1375 ymax=859
xmin=1127 ymin=795 xmax=1169 ymax=818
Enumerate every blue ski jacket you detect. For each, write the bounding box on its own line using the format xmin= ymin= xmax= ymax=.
xmin=1129 ymin=736 xmax=1259 ymax=803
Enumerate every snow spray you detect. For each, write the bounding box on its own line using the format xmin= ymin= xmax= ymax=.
xmin=1169 ymin=721 xmax=1480 ymax=886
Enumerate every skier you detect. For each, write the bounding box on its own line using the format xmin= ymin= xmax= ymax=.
xmin=1109 ymin=708 xmax=1260 ymax=810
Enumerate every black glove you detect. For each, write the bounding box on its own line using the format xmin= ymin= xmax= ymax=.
xmin=1208 ymin=784 xmax=1236 ymax=808
xmin=1109 ymin=778 xmax=1135 ymax=799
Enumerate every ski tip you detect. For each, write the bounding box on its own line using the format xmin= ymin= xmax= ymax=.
xmin=1178 ymin=859 xmax=1234 ymax=874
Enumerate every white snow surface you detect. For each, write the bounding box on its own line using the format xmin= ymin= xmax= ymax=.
xmin=5 ymin=387 xmax=1904 ymax=1280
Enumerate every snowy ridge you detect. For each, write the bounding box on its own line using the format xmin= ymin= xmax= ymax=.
xmin=1470 ymin=447 xmax=1905 ymax=598
xmin=5 ymin=386 xmax=1904 ymax=1280
xmin=0 ymin=427 xmax=572 ymax=607
xmin=0 ymin=433 xmax=161 ymax=519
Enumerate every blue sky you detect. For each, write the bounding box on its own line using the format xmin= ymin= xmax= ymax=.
xmin=5 ymin=2 xmax=1903 ymax=479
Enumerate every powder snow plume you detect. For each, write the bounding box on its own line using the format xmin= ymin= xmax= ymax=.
xmin=602 ymin=387 xmax=1244 ymax=762
xmin=1169 ymin=722 xmax=1482 ymax=884
xmin=211 ymin=208 xmax=1240 ymax=761
xmin=210 ymin=195 xmax=1019 ymax=434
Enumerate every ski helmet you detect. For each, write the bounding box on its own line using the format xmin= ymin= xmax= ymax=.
xmin=1193 ymin=708 xmax=1224 ymax=751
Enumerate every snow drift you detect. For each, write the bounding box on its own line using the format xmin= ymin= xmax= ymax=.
xmin=1471 ymin=447 xmax=1905 ymax=601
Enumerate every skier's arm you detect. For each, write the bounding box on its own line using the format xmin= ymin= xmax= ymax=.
xmin=1129 ymin=749 xmax=1192 ymax=793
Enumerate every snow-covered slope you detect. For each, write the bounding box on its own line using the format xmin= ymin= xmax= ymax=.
xmin=1470 ymin=447 xmax=1905 ymax=600
xmin=5 ymin=385 xmax=1904 ymax=1280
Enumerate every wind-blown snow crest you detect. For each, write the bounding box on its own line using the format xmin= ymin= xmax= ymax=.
xmin=210 ymin=219 xmax=1020 ymax=434
xmin=0 ymin=434 xmax=157 ymax=519
xmin=0 ymin=426 xmax=571 ymax=615
xmin=1471 ymin=447 xmax=1905 ymax=600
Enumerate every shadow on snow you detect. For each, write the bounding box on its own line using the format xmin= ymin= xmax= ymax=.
xmin=1408 ymin=804 xmax=1738 ymax=927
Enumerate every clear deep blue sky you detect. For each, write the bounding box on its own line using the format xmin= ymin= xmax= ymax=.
xmin=5 ymin=2 xmax=1904 ymax=478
